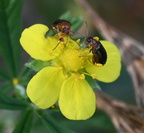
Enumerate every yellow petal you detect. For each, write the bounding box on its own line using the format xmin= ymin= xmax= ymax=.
xmin=27 ymin=66 xmax=66 ymax=109
xmin=20 ymin=24 xmax=63 ymax=61
xmin=85 ymin=41 xmax=121 ymax=82
xmin=59 ymin=75 xmax=96 ymax=120
xmin=65 ymin=37 xmax=80 ymax=49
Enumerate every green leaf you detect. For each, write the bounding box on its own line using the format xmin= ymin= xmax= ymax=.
xmin=59 ymin=11 xmax=71 ymax=20
xmin=0 ymin=0 xmax=23 ymax=77
xmin=25 ymin=59 xmax=50 ymax=72
xmin=0 ymin=83 xmax=12 ymax=93
xmin=39 ymin=111 xmax=75 ymax=133
xmin=0 ymin=65 xmax=10 ymax=81
xmin=12 ymin=109 xmax=33 ymax=133
xmin=85 ymin=75 xmax=101 ymax=90
xmin=19 ymin=69 xmax=33 ymax=87
xmin=71 ymin=17 xmax=83 ymax=32
xmin=0 ymin=92 xmax=28 ymax=110
xmin=19 ymin=64 xmax=31 ymax=77
xmin=19 ymin=60 xmax=34 ymax=85
xmin=93 ymin=83 xmax=102 ymax=90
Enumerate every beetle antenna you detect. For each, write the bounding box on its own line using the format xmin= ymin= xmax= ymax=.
xmin=53 ymin=41 xmax=61 ymax=51
xmin=85 ymin=21 xmax=89 ymax=37
xmin=74 ymin=21 xmax=89 ymax=38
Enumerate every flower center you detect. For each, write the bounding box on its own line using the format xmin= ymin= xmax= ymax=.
xmin=60 ymin=49 xmax=86 ymax=72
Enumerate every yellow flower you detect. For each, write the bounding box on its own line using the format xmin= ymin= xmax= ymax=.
xmin=20 ymin=24 xmax=121 ymax=120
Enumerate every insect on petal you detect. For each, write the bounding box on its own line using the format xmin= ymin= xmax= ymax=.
xmin=85 ymin=41 xmax=121 ymax=82
xmin=20 ymin=24 xmax=62 ymax=61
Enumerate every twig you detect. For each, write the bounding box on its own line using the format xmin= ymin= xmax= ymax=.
xmin=96 ymin=90 xmax=144 ymax=133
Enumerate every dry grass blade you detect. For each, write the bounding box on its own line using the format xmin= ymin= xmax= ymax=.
xmin=96 ymin=90 xmax=144 ymax=133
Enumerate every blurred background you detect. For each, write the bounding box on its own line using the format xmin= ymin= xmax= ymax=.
xmin=1 ymin=0 xmax=144 ymax=132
